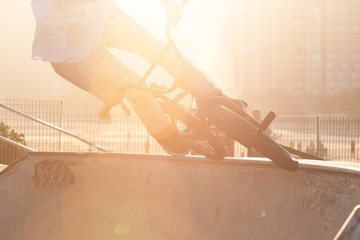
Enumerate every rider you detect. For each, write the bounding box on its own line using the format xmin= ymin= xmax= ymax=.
xmin=31 ymin=0 xmax=241 ymax=156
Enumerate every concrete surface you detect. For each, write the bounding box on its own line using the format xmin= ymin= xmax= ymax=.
xmin=1 ymin=153 xmax=360 ymax=240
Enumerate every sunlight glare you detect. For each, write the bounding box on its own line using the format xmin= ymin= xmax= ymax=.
xmin=113 ymin=0 xmax=234 ymax=94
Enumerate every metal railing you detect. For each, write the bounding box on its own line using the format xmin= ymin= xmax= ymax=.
xmin=0 ymin=100 xmax=359 ymax=162
xmin=0 ymin=103 xmax=106 ymax=155
xmin=0 ymin=136 xmax=36 ymax=165
xmin=46 ymin=113 xmax=360 ymax=161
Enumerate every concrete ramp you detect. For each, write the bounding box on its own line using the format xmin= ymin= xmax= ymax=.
xmin=1 ymin=153 xmax=360 ymax=240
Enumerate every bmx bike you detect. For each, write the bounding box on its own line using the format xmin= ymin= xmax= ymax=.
xmin=110 ymin=1 xmax=300 ymax=171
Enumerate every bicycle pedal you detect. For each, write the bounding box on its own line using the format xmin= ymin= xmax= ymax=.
xmin=259 ymin=111 xmax=276 ymax=133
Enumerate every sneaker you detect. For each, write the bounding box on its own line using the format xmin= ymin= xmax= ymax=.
xmin=153 ymin=124 xmax=190 ymax=156
xmin=184 ymin=125 xmax=234 ymax=158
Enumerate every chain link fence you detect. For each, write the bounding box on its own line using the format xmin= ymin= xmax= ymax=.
xmin=0 ymin=100 xmax=359 ymax=164
xmin=271 ymin=115 xmax=360 ymax=161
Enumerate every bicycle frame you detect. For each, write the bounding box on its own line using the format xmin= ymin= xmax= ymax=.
xmin=136 ymin=26 xmax=318 ymax=162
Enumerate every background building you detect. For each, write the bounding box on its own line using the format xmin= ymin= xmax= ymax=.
xmin=236 ymin=0 xmax=360 ymax=95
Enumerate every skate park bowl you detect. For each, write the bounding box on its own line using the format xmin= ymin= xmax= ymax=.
xmin=1 ymin=152 xmax=360 ymax=240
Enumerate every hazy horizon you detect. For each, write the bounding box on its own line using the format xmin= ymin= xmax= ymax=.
xmin=0 ymin=0 xmax=237 ymax=113
xmin=1 ymin=0 xmax=359 ymax=114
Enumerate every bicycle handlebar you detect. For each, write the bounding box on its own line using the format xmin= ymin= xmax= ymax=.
xmin=161 ymin=0 xmax=189 ymax=27
xmin=117 ymin=0 xmax=189 ymax=93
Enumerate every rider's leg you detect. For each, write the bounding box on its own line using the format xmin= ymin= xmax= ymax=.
xmin=101 ymin=8 xmax=216 ymax=96
xmin=51 ymin=48 xmax=189 ymax=156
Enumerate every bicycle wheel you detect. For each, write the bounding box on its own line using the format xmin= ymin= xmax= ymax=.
xmin=158 ymin=100 xmax=226 ymax=160
xmin=204 ymin=97 xmax=299 ymax=171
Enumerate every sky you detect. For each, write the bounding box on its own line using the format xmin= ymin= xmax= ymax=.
xmin=0 ymin=0 xmax=237 ymax=113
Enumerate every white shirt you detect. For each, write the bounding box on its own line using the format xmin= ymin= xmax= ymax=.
xmin=31 ymin=0 xmax=115 ymax=63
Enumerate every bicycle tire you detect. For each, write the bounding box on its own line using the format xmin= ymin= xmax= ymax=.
xmin=204 ymin=97 xmax=299 ymax=171
xmin=158 ymin=101 xmax=226 ymax=160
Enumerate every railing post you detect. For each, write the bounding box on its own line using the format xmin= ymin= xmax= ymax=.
xmin=58 ymin=101 xmax=62 ymax=152
xmin=145 ymin=133 xmax=150 ymax=154
xmin=316 ymin=116 xmax=320 ymax=157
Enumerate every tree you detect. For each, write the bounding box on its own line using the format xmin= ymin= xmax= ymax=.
xmin=0 ymin=122 xmax=27 ymax=145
